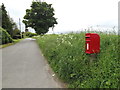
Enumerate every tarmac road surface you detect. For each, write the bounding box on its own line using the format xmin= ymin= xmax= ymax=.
xmin=2 ymin=38 xmax=64 ymax=88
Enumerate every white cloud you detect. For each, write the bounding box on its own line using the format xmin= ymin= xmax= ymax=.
xmin=1 ymin=0 xmax=119 ymax=33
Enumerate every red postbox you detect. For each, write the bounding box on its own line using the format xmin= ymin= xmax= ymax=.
xmin=85 ymin=33 xmax=100 ymax=54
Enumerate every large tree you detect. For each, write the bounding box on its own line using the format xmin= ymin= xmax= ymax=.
xmin=23 ymin=1 xmax=57 ymax=35
xmin=1 ymin=3 xmax=15 ymax=37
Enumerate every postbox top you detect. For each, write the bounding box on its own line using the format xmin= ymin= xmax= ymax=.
xmin=86 ymin=33 xmax=100 ymax=37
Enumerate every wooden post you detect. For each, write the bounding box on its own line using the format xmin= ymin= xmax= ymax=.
xmin=89 ymin=54 xmax=97 ymax=65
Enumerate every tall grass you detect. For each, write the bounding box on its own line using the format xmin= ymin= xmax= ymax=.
xmin=35 ymin=31 xmax=119 ymax=88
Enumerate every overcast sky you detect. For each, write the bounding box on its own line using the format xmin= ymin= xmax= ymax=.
xmin=0 ymin=0 xmax=119 ymax=33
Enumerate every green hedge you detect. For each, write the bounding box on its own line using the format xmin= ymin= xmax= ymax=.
xmin=0 ymin=27 xmax=13 ymax=45
xmin=24 ymin=32 xmax=37 ymax=37
xmin=35 ymin=32 xmax=119 ymax=88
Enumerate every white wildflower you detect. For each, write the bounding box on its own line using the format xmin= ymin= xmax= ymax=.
xmin=52 ymin=74 xmax=55 ymax=77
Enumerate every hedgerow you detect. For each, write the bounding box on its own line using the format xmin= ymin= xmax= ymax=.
xmin=35 ymin=32 xmax=119 ymax=88
xmin=24 ymin=32 xmax=37 ymax=37
xmin=0 ymin=27 xmax=13 ymax=45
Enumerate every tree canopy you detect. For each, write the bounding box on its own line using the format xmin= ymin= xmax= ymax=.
xmin=1 ymin=3 xmax=15 ymax=37
xmin=23 ymin=1 xmax=58 ymax=35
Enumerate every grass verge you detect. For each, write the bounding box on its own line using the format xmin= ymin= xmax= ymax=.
xmin=0 ymin=39 xmax=24 ymax=48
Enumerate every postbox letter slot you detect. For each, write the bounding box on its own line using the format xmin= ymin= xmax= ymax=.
xmin=85 ymin=36 xmax=90 ymax=38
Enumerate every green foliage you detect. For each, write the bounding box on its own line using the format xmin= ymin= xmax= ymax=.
xmin=0 ymin=27 xmax=13 ymax=44
xmin=23 ymin=1 xmax=57 ymax=35
xmin=12 ymin=28 xmax=22 ymax=39
xmin=12 ymin=28 xmax=20 ymax=36
xmin=24 ymin=32 xmax=37 ymax=37
xmin=1 ymin=3 xmax=15 ymax=37
xmin=35 ymin=32 xmax=119 ymax=88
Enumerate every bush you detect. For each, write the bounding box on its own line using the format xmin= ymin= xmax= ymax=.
xmin=12 ymin=29 xmax=22 ymax=39
xmin=24 ymin=32 xmax=37 ymax=37
xmin=12 ymin=35 xmax=22 ymax=39
xmin=0 ymin=27 xmax=13 ymax=45
xmin=35 ymin=32 xmax=119 ymax=88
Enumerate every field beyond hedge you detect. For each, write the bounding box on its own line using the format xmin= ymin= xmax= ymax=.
xmin=35 ymin=32 xmax=119 ymax=88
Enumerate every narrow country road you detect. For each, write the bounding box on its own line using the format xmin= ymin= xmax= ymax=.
xmin=2 ymin=38 xmax=63 ymax=88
